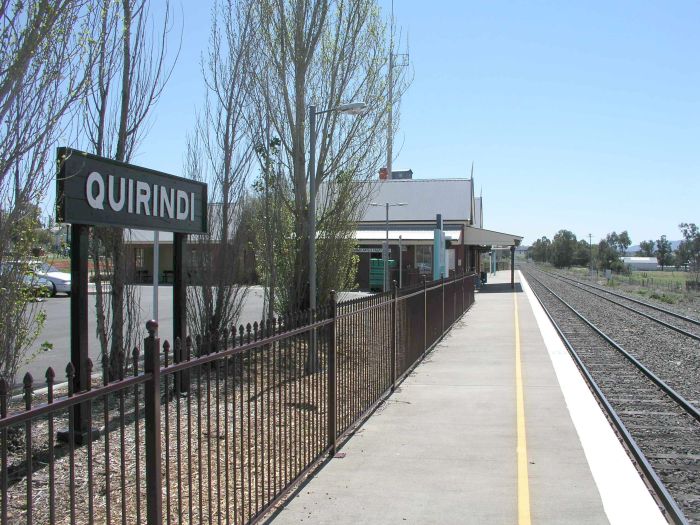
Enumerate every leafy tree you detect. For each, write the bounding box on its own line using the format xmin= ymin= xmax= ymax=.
xmin=551 ymin=229 xmax=577 ymax=268
xmin=572 ymin=239 xmax=591 ymax=267
xmin=597 ymin=238 xmax=624 ymax=272
xmin=638 ymin=240 xmax=655 ymax=257
xmin=617 ymin=230 xmax=632 ymax=256
xmin=655 ymin=235 xmax=673 ymax=270
xmin=529 ymin=236 xmax=551 ymax=263
xmin=675 ymin=241 xmax=689 ymax=270
xmin=615 ymin=231 xmax=632 ymax=255
xmin=0 ymin=214 xmax=51 ymax=384
xmin=252 ymin=137 xmax=291 ymax=322
xmin=678 ymin=223 xmax=700 ymax=281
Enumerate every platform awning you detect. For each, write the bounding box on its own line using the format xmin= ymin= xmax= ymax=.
xmin=462 ymin=227 xmax=522 ymax=247
xmin=355 ymin=229 xmax=462 ymax=243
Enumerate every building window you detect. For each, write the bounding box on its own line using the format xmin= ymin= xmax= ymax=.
xmin=134 ymin=247 xmax=145 ymax=268
xmin=415 ymin=245 xmax=432 ymax=274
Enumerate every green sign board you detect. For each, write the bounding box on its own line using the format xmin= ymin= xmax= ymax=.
xmin=56 ymin=148 xmax=208 ymax=234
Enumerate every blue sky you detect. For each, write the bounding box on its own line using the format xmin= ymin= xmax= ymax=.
xmin=133 ymin=1 xmax=699 ymax=246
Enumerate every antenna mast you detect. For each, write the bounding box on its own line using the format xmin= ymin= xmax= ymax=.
xmin=386 ymin=0 xmax=395 ymax=182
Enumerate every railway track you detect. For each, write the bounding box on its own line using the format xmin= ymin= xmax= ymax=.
xmin=536 ymin=269 xmax=700 ymax=341
xmin=525 ymin=266 xmax=700 ymax=413
xmin=522 ymin=267 xmax=700 ymax=524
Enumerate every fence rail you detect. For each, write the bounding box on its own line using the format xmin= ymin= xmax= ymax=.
xmin=0 ymin=272 xmax=475 ymax=524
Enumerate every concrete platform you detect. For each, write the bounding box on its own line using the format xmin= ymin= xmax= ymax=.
xmin=271 ymin=271 xmax=667 ymax=524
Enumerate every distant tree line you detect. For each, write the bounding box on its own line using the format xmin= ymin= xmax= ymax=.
xmin=529 ymin=224 xmax=700 ymax=279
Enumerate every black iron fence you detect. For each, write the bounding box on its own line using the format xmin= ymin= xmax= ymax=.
xmin=0 ymin=272 xmax=475 ymax=524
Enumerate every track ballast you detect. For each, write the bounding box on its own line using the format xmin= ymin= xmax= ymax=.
xmin=522 ymin=265 xmax=700 ymax=525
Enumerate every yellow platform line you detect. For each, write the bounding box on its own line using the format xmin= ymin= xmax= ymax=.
xmin=515 ymin=291 xmax=531 ymax=525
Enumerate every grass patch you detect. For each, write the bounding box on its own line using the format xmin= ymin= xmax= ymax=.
xmin=649 ymin=292 xmax=678 ymax=304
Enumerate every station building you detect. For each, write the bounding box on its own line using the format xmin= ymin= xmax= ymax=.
xmin=123 ymin=203 xmax=255 ymax=285
xmin=353 ymin=175 xmax=522 ymax=290
xmin=123 ymin=174 xmax=522 ymax=289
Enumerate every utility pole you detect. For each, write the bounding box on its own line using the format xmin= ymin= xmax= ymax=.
xmin=386 ymin=0 xmax=408 ymax=183
xmin=588 ymin=234 xmax=593 ymax=276
xmin=386 ymin=1 xmax=394 ymax=184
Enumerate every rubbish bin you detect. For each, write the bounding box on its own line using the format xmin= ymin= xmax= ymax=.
xmin=480 ymin=271 xmax=487 ymax=284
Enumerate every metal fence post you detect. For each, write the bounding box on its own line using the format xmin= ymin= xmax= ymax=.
xmin=422 ymin=276 xmax=427 ymax=354
xmin=442 ymin=275 xmax=445 ymax=335
xmin=144 ymin=320 xmax=163 ymax=524
xmin=391 ymin=281 xmax=398 ymax=391
xmin=0 ymin=379 xmax=7 ymax=525
xmin=453 ymin=272 xmax=457 ymax=324
xmin=328 ymin=291 xmax=337 ymax=456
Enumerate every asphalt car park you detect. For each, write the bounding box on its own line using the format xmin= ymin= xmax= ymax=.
xmin=20 ymin=286 xmax=369 ymax=386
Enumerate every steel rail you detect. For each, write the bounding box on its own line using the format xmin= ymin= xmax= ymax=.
xmin=524 ymin=272 xmax=689 ymax=525
xmin=539 ymin=267 xmax=700 ymax=326
xmin=528 ymin=272 xmax=700 ymax=423
xmin=533 ymin=269 xmax=700 ymax=342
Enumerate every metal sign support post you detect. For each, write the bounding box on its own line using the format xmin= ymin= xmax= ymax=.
xmin=433 ymin=214 xmax=445 ymax=281
xmin=153 ymin=231 xmax=159 ymax=320
xmin=173 ymin=232 xmax=188 ymax=392
xmin=60 ymin=223 xmax=90 ymax=444
xmin=56 ymin=148 xmax=208 ymax=441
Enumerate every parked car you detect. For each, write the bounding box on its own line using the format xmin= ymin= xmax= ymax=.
xmin=1 ymin=260 xmax=71 ymax=297
xmin=28 ymin=261 xmax=71 ymax=296
xmin=22 ymin=273 xmax=54 ymax=298
xmin=0 ymin=262 xmax=54 ymax=298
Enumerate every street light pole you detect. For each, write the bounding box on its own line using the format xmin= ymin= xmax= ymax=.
xmin=384 ymin=202 xmax=389 ymax=292
xmin=308 ymin=104 xmax=317 ymax=312
xmin=308 ymin=101 xmax=366 ymax=313
xmin=370 ymin=201 xmax=406 ymax=293
xmin=307 ymin=101 xmax=366 ymax=374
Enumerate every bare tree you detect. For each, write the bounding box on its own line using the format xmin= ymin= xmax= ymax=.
xmin=184 ymin=0 xmax=256 ymax=340
xmin=0 ymin=0 xmax=95 ymax=383
xmin=251 ymin=0 xmax=410 ymax=313
xmin=80 ymin=0 xmax=179 ymax=376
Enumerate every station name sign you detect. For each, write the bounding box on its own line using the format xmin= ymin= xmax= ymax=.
xmin=56 ymin=148 xmax=208 ymax=234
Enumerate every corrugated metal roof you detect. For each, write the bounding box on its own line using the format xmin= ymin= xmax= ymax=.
xmin=621 ymin=257 xmax=657 ymax=263
xmin=358 ymin=179 xmax=473 ymax=223
xmin=462 ymin=226 xmax=522 ymax=246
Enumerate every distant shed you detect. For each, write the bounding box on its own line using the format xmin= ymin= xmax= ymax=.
xmin=621 ymin=257 xmax=658 ymax=271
